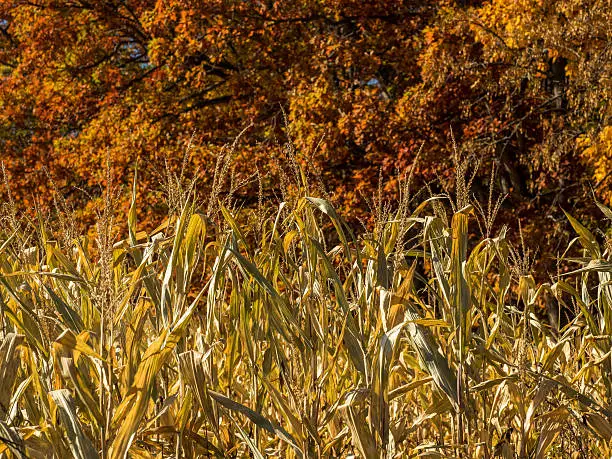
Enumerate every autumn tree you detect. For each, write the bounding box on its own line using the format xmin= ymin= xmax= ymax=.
xmin=0 ymin=0 xmax=610 ymax=257
xmin=0 ymin=0 xmax=437 ymax=223
xmin=409 ymin=0 xmax=611 ymax=251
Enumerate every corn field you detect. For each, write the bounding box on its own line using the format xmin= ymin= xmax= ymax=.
xmin=0 ymin=166 xmax=612 ymax=458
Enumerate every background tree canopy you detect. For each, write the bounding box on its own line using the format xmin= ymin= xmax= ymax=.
xmin=0 ymin=0 xmax=610 ymax=261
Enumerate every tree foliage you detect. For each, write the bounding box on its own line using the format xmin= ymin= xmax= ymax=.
xmin=0 ymin=0 xmax=610 ymax=248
